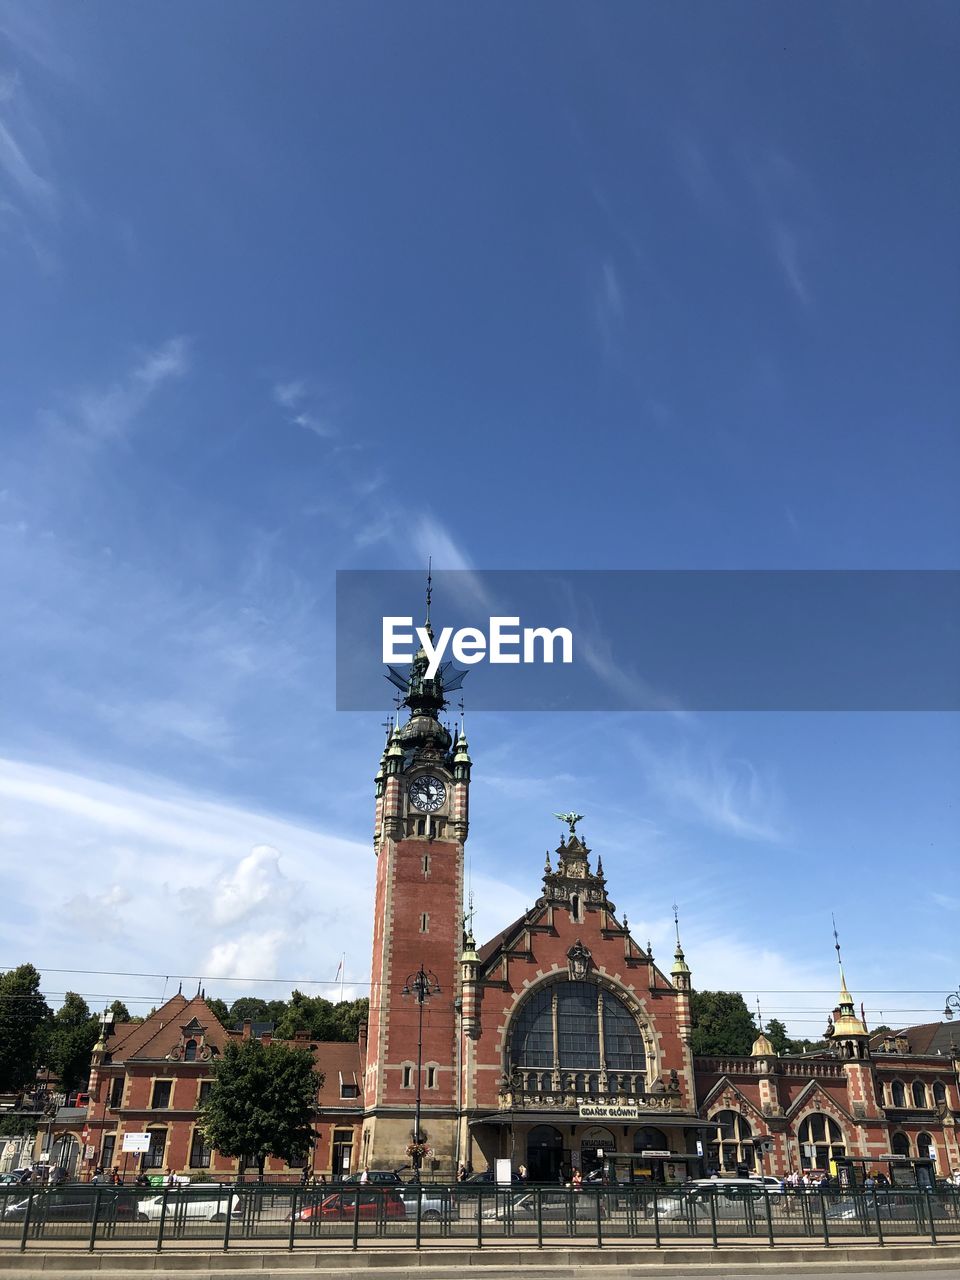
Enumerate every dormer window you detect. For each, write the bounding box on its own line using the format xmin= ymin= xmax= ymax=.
xmin=184 ymin=1039 xmax=198 ymax=1062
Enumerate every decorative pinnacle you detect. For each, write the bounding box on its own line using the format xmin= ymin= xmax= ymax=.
xmin=756 ymin=995 xmax=764 ymax=1034
xmin=544 ymin=849 xmax=552 ymax=874
xmin=425 ymin=557 xmax=432 ymax=627
xmin=673 ymin=902 xmax=681 ymax=947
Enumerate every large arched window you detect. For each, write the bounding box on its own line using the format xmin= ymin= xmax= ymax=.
xmin=911 ymin=1080 xmax=927 ymax=1108
xmin=508 ymin=981 xmax=646 ymax=1093
xmin=798 ymin=1114 xmax=845 ymax=1170
xmin=707 ymin=1110 xmax=754 ymax=1172
xmin=933 ymin=1081 xmax=947 ymax=1107
xmin=891 ymin=1131 xmax=910 ymax=1157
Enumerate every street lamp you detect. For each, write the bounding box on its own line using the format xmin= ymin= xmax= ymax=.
xmin=401 ymin=965 xmax=441 ymax=1183
xmin=944 ymin=987 xmax=960 ymax=1020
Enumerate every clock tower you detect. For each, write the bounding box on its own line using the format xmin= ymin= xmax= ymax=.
xmin=361 ymin=592 xmax=471 ymax=1175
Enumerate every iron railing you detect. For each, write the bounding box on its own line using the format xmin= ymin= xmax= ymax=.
xmin=0 ymin=1182 xmax=958 ymax=1252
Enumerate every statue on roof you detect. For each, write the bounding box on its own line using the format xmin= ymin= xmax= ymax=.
xmin=553 ymin=811 xmax=584 ymax=837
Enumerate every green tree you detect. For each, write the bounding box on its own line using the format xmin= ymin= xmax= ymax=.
xmin=765 ymin=1018 xmax=790 ymax=1056
xmin=108 ymin=1000 xmax=131 ymax=1022
xmin=690 ymin=991 xmax=757 ymax=1056
xmin=47 ymin=993 xmax=100 ymax=1093
xmin=227 ymin=997 xmax=273 ymax=1025
xmin=199 ymin=1038 xmax=323 ymax=1179
xmin=0 ymin=964 xmax=51 ymax=1092
xmin=205 ymin=998 xmax=230 ymax=1025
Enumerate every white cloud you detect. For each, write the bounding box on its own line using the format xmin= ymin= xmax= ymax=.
xmin=65 ymin=337 xmax=189 ymax=443
xmin=273 ymin=379 xmax=307 ymax=409
xmin=630 ymin=733 xmax=784 ymax=843
xmin=0 ymin=756 xmax=374 ymax=1001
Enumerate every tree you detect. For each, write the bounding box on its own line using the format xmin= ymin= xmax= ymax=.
xmin=46 ymin=993 xmax=100 ymax=1093
xmin=0 ymin=964 xmax=51 ymax=1092
xmin=108 ymin=1000 xmax=132 ymax=1022
xmin=765 ymin=1018 xmax=790 ymax=1056
xmin=690 ymin=991 xmax=757 ymax=1056
xmin=205 ymin=998 xmax=230 ymax=1025
xmin=199 ymin=1039 xmax=323 ymax=1179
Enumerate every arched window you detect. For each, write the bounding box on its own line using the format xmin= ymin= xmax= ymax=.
xmin=798 ymin=1113 xmax=844 ymax=1170
xmin=917 ymin=1133 xmax=935 ymax=1167
xmin=707 ymin=1110 xmax=754 ymax=1172
xmin=183 ymin=1039 xmax=198 ymax=1062
xmin=891 ymin=1131 xmax=910 ymax=1157
xmin=891 ymin=1080 xmax=906 ymax=1107
xmin=142 ymin=1129 xmax=168 ymax=1170
xmin=933 ymin=1081 xmax=947 ymax=1107
xmin=911 ymin=1080 xmax=927 ymax=1108
xmin=634 ymin=1126 xmax=668 ymax=1153
xmin=508 ymin=981 xmax=646 ymax=1092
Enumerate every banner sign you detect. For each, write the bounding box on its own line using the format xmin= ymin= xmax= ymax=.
xmin=121 ymin=1132 xmax=151 ymax=1153
xmin=578 ymin=1104 xmax=640 ymax=1120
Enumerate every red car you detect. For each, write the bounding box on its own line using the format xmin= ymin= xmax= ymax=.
xmin=291 ymin=1190 xmax=406 ymax=1221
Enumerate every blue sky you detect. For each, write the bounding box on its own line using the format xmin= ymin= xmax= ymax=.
xmin=1 ymin=1 xmax=957 ymax=1036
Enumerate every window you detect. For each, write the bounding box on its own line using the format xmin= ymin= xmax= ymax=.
xmin=426 ymin=1065 xmax=437 ymax=1088
xmin=891 ymin=1131 xmax=910 ymax=1157
xmin=508 ymin=981 xmax=646 ymax=1088
xmin=933 ymin=1081 xmax=947 ymax=1106
xmin=422 ymin=853 xmax=430 ymax=876
xmin=570 ymin=894 xmax=582 ymax=923
xmin=109 ymin=1076 xmax=124 ymax=1109
xmin=420 ymin=912 xmax=429 ymax=933
xmin=707 ymin=1111 xmax=753 ymax=1172
xmin=183 ymin=1039 xmax=198 ymax=1062
xmin=142 ymin=1129 xmax=167 ymax=1169
xmin=912 ymin=1080 xmax=928 ymax=1108
xmin=340 ymin=1075 xmax=360 ymax=1099
xmin=151 ymin=1080 xmax=173 ymax=1109
xmin=798 ymin=1113 xmax=845 ymax=1170
xmin=198 ymin=1080 xmax=213 ymax=1106
xmin=401 ymin=1064 xmax=413 ymax=1089
xmin=917 ymin=1132 xmax=935 ymax=1162
xmin=417 ymin=817 xmax=426 ymax=836
xmin=891 ymin=1081 xmax=906 ymax=1107
xmin=189 ymin=1129 xmax=212 ymax=1168
xmin=100 ymin=1134 xmax=116 ymax=1169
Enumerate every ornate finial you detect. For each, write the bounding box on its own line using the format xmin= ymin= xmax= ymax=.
xmin=425 ymin=557 xmax=432 ymax=626
xmin=622 ymin=913 xmax=628 ymax=932
xmin=673 ymin=903 xmax=681 ymax=947
xmin=596 ymin=854 xmax=604 ymax=879
xmin=544 ymin=849 xmax=552 ymax=874
xmin=756 ymin=995 xmax=764 ymax=1033
xmin=647 ymin=939 xmax=652 ymax=956
xmin=463 ymin=889 xmax=475 ymax=938
xmin=554 ymin=811 xmax=584 ymax=837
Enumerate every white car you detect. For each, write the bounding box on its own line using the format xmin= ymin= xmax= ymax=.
xmin=137 ymin=1187 xmax=241 ymax=1222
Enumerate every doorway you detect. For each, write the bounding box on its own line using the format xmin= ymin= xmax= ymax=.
xmin=580 ymin=1126 xmax=616 ymax=1178
xmin=527 ymin=1125 xmax=563 ymax=1184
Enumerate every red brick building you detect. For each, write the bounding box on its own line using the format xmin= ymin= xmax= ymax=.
xmin=77 ymin=995 xmax=363 ymax=1181
xmin=64 ymin=605 xmax=960 ymax=1187
xmin=361 ymin=616 xmax=960 ymax=1185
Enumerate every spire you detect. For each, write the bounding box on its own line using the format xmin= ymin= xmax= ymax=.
xmin=826 ymin=915 xmax=868 ymax=1039
xmin=671 ymin=904 xmax=691 ymax=982
xmin=424 ymin=557 xmax=433 ymax=631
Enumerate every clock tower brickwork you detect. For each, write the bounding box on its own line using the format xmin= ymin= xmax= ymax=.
xmin=361 ymin=616 xmax=470 ymax=1173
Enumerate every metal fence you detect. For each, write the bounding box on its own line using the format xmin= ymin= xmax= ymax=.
xmin=1 ymin=1182 xmax=959 ymax=1252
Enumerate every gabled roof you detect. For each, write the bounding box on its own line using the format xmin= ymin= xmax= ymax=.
xmin=105 ymin=994 xmax=230 ymax=1063
xmin=871 ymin=1021 xmax=958 ymax=1059
xmin=477 ymin=911 xmax=531 ymax=967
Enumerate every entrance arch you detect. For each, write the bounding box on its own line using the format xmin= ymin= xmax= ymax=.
xmin=581 ymin=1126 xmax=615 ymax=1178
xmin=527 ymin=1125 xmax=563 ymax=1184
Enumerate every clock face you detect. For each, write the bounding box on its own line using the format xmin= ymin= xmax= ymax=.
xmin=409 ymin=775 xmax=446 ymax=813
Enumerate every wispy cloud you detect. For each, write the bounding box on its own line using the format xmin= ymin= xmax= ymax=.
xmin=46 ymin=337 xmax=190 ymax=444
xmin=630 ymin=732 xmax=785 ymax=842
xmin=591 ymin=257 xmax=624 ymax=359
xmin=745 ymin=146 xmax=820 ymax=310
xmin=272 ymin=378 xmax=338 ymax=438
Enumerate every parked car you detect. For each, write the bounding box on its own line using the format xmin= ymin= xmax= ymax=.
xmin=658 ymin=1180 xmax=780 ymax=1220
xmin=137 ymin=1187 xmax=241 ymax=1222
xmin=341 ymin=1169 xmax=403 ymax=1186
xmin=0 ymin=1171 xmax=30 ymax=1186
xmin=289 ymin=1190 xmax=406 ymax=1221
xmin=465 ymin=1170 xmax=524 ymax=1184
xmin=2 ymin=1188 xmax=139 ymax=1222
xmin=398 ymin=1185 xmax=448 ymax=1221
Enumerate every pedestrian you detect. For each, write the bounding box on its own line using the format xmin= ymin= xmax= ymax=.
xmin=571 ymin=1168 xmax=583 ymax=1192
xmin=359 ymin=1166 xmax=369 ymax=1185
xmin=111 ymin=1167 xmax=122 ymax=1186
xmin=456 ymin=1163 xmax=467 ymax=1183
xmin=299 ymin=1167 xmax=310 ymax=1187
xmin=518 ymin=1163 xmax=528 ymax=1182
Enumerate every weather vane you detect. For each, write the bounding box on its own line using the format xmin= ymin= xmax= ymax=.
xmin=553 ymin=811 xmax=584 ymax=836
